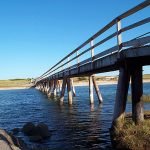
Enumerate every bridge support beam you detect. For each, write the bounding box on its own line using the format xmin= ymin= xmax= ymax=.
xmin=53 ymin=79 xmax=57 ymax=97
xmin=89 ymin=75 xmax=94 ymax=104
xmin=42 ymin=83 xmax=44 ymax=92
xmin=60 ymin=78 xmax=67 ymax=104
xmin=44 ymin=83 xmax=46 ymax=93
xmin=67 ymin=78 xmax=73 ymax=105
xmin=112 ymin=66 xmax=130 ymax=127
xmin=45 ymin=81 xmax=49 ymax=94
xmin=39 ymin=83 xmax=41 ymax=91
xmin=131 ymin=65 xmax=144 ymax=125
xmin=47 ymin=80 xmax=51 ymax=95
xmin=57 ymin=80 xmax=61 ymax=96
xmin=47 ymin=80 xmax=53 ymax=98
xmin=92 ymin=76 xmax=103 ymax=103
xmin=71 ymin=79 xmax=76 ymax=97
xmin=47 ymin=80 xmax=51 ymax=97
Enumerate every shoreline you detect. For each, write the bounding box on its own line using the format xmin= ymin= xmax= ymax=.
xmin=74 ymin=81 xmax=117 ymax=86
xmin=0 ymin=86 xmax=31 ymax=90
xmin=110 ymin=112 xmax=150 ymax=150
xmin=0 ymin=80 xmax=149 ymax=90
xmin=74 ymin=80 xmax=150 ymax=87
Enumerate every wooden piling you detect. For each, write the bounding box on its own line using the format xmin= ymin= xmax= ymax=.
xmin=57 ymin=80 xmax=60 ymax=95
xmin=42 ymin=83 xmax=45 ymax=93
xmin=71 ymin=79 xmax=76 ymax=97
xmin=112 ymin=67 xmax=130 ymax=127
xmin=46 ymin=81 xmax=49 ymax=94
xmin=48 ymin=81 xmax=50 ymax=94
xmin=89 ymin=75 xmax=94 ymax=104
xmin=131 ymin=65 xmax=144 ymax=125
xmin=44 ymin=82 xmax=46 ymax=93
xmin=60 ymin=78 xmax=67 ymax=103
xmin=39 ymin=83 xmax=41 ymax=90
xmin=67 ymin=78 xmax=73 ymax=105
xmin=92 ymin=76 xmax=103 ymax=103
xmin=47 ymin=80 xmax=53 ymax=98
xmin=53 ymin=79 xmax=57 ymax=97
xmin=47 ymin=81 xmax=51 ymax=96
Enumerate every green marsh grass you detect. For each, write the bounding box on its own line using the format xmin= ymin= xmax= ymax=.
xmin=128 ymin=95 xmax=150 ymax=103
xmin=113 ymin=116 xmax=150 ymax=150
xmin=0 ymin=79 xmax=31 ymax=88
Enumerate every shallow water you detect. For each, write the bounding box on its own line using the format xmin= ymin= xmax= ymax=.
xmin=0 ymin=83 xmax=149 ymax=149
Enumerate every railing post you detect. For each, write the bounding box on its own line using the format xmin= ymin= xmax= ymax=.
xmin=67 ymin=57 xmax=70 ymax=75
xmin=116 ymin=18 xmax=122 ymax=58
xmin=60 ymin=61 xmax=63 ymax=74
xmin=76 ymin=51 xmax=79 ymax=64
xmin=68 ymin=57 xmax=70 ymax=68
xmin=76 ymin=51 xmax=80 ymax=73
xmin=90 ymin=40 xmax=94 ymax=70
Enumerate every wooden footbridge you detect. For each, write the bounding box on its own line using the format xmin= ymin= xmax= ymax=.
xmin=35 ymin=1 xmax=150 ymax=126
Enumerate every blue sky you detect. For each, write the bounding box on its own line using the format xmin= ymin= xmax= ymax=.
xmin=0 ymin=0 xmax=149 ymax=79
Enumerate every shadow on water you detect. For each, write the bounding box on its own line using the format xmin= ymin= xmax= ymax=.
xmin=0 ymin=83 xmax=149 ymax=149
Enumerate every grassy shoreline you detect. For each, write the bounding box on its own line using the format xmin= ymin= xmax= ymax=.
xmin=0 ymin=77 xmax=150 ymax=90
xmin=128 ymin=95 xmax=150 ymax=103
xmin=0 ymin=79 xmax=33 ymax=89
xmin=110 ymin=112 xmax=150 ymax=150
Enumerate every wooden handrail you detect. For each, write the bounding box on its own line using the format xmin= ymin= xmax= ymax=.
xmin=36 ymin=1 xmax=150 ymax=82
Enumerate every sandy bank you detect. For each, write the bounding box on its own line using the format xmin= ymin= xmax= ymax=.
xmin=74 ymin=80 xmax=150 ymax=87
xmin=74 ymin=81 xmax=117 ymax=86
xmin=0 ymin=86 xmax=31 ymax=90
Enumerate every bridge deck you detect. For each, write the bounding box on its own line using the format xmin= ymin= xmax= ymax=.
xmin=51 ymin=45 xmax=150 ymax=80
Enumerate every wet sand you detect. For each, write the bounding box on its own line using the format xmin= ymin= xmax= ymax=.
xmin=0 ymin=87 xmax=31 ymax=90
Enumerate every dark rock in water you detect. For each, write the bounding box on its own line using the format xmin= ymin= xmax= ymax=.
xmin=22 ymin=122 xmax=51 ymax=143
xmin=22 ymin=122 xmax=36 ymax=136
xmin=35 ymin=123 xmax=50 ymax=138
xmin=12 ymin=128 xmax=20 ymax=135
xmin=29 ymin=135 xmax=43 ymax=142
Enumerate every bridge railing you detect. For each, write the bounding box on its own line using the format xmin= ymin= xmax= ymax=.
xmin=36 ymin=1 xmax=150 ymax=83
